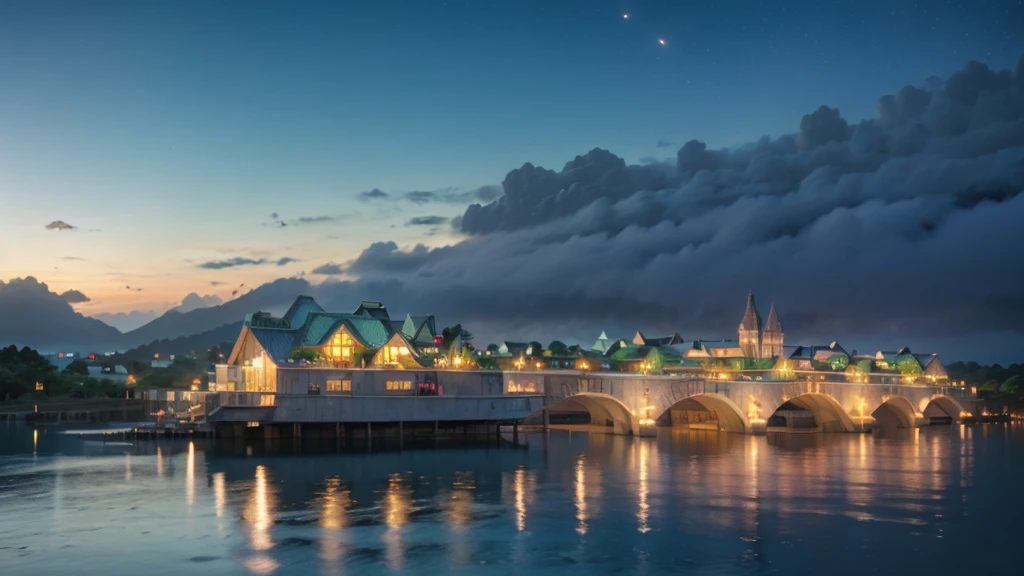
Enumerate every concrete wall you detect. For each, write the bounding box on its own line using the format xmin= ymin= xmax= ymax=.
xmin=211 ymin=392 xmax=543 ymax=424
xmin=276 ymin=368 xmax=506 ymax=396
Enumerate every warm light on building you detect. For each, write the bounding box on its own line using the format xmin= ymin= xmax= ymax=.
xmin=35 ymin=382 xmax=44 ymax=392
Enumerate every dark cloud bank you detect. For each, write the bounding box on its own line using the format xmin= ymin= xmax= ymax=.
xmin=305 ymin=56 xmax=1024 ymax=363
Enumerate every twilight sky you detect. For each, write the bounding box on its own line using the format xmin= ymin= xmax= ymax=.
xmin=2 ymin=1 xmax=1024 ymax=361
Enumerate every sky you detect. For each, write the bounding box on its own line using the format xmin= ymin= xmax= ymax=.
xmin=1 ymin=1 xmax=1024 ymax=361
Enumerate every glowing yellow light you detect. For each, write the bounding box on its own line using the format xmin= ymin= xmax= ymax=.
xmin=453 ymin=356 xmax=462 ymax=367
xmin=398 ymin=347 xmax=409 ymax=356
xmin=35 ymin=382 xmax=44 ymax=391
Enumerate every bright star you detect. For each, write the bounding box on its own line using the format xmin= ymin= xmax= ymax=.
xmin=623 ymin=14 xmax=629 ymax=19
xmin=658 ymin=38 xmax=666 ymax=45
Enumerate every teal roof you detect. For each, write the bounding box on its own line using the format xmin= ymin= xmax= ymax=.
xmin=236 ymin=296 xmax=443 ymax=363
xmin=283 ymin=296 xmax=325 ymax=329
xmin=300 ymin=313 xmax=391 ymax=348
xmin=250 ymin=328 xmax=300 ymax=362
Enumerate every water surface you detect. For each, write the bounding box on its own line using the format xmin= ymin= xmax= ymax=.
xmin=1 ymin=423 xmax=1021 ymax=575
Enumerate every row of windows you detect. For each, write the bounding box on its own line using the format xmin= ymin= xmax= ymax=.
xmin=386 ymin=380 xmax=412 ymax=391
xmin=327 ymin=379 xmax=352 ymax=392
xmin=507 ymin=381 xmax=538 ymax=393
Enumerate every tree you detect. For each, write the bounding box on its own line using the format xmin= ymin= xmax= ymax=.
xmin=548 ymin=340 xmax=568 ymax=356
xmin=486 ymin=343 xmax=499 ymax=352
xmin=65 ymin=359 xmax=90 ymax=375
xmin=289 ymin=347 xmax=322 ymax=362
xmin=527 ymin=341 xmax=544 ymax=357
xmin=567 ymin=344 xmax=583 ymax=357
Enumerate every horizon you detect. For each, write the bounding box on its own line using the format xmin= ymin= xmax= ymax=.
xmin=2 ymin=1 xmax=1024 ymax=364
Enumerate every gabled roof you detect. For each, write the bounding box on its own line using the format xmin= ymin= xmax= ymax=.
xmin=592 ymin=332 xmax=619 ymax=353
xmin=739 ymin=290 xmax=762 ymax=332
xmin=401 ymin=314 xmax=437 ymax=344
xmin=250 ymin=327 xmax=300 ymax=363
xmin=764 ymin=302 xmax=783 ymax=333
xmin=499 ymin=341 xmax=530 ymax=356
xmin=378 ymin=331 xmax=434 ymax=367
xmin=354 ymin=301 xmax=390 ymax=321
xmin=609 ymin=344 xmax=683 ymax=363
xmin=282 ymin=296 xmax=325 ymax=329
xmin=787 ymin=345 xmax=811 ymax=359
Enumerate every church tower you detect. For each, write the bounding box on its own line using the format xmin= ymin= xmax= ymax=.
xmin=761 ymin=302 xmax=784 ymax=358
xmin=738 ymin=291 xmax=762 ymax=358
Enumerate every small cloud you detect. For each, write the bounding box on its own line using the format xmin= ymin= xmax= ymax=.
xmin=270 ymin=212 xmax=279 ymax=219
xmin=405 ymin=190 xmax=437 ymax=204
xmin=125 ymin=285 xmax=143 ymax=292
xmin=61 ymin=256 xmax=86 ymax=262
xmin=276 ymin=257 xmax=298 ymax=266
xmin=407 ymin=215 xmax=449 ymax=226
xmin=45 ymin=220 xmax=77 ymax=231
xmin=359 ymin=188 xmax=389 ymax=200
xmin=656 ymin=139 xmax=673 ymax=148
xmin=275 ymin=220 xmax=287 ymax=227
xmin=294 ymin=215 xmax=343 ymax=225
xmin=60 ymin=289 xmax=90 ymax=304
xmin=312 ymin=262 xmax=345 ymax=275
xmin=210 ymin=281 xmax=225 ymax=286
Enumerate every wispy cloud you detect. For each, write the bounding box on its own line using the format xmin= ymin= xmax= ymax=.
xmin=407 ymin=215 xmax=449 ymax=226
xmin=196 ymin=256 xmax=298 ymax=270
xmin=656 ymin=139 xmax=673 ymax=148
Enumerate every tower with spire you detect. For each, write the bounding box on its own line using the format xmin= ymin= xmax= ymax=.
xmin=761 ymin=302 xmax=785 ymax=358
xmin=738 ymin=290 xmax=763 ymax=358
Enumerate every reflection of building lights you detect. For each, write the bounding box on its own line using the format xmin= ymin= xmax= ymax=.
xmin=33 ymin=429 xmax=38 ymax=453
xmin=514 ymin=467 xmax=527 ymax=531
xmin=241 ymin=466 xmax=279 ymax=576
xmin=320 ymin=476 xmax=350 ymax=530
xmin=637 ymin=442 xmax=650 ymax=533
xmin=186 ymin=441 xmax=195 ymax=506
xmin=381 ymin=473 xmax=411 ymax=571
xmin=575 ymin=455 xmax=587 ymax=535
xmin=214 ymin=472 xmax=226 ymax=518
xmin=156 ymin=446 xmax=164 ymax=478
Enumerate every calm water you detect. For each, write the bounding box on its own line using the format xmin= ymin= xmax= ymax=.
xmin=1 ymin=424 xmax=1022 ymax=575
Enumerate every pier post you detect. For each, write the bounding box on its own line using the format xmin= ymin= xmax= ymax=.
xmin=543 ymin=408 xmax=550 ymax=431
xmin=513 ymin=421 xmax=519 ymax=444
xmin=433 ymin=420 xmax=439 ymax=435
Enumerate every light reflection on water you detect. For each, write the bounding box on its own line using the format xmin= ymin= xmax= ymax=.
xmin=1 ymin=423 xmax=1022 ymax=575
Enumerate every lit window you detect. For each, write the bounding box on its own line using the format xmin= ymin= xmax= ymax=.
xmin=326 ymin=331 xmax=355 ymax=361
xmin=327 ymin=379 xmax=351 ymax=392
xmin=386 ymin=380 xmax=412 ymax=391
xmin=260 ymin=394 xmax=276 ymax=406
xmin=166 ymin=391 xmax=175 ymax=401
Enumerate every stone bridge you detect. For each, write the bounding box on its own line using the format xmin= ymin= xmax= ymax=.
xmin=507 ymin=371 xmax=977 ymax=435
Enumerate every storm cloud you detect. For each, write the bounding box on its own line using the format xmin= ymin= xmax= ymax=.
xmin=308 ymin=56 xmax=1024 ymax=362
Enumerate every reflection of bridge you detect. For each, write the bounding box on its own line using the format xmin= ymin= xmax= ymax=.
xmin=510 ymin=372 xmax=978 ymax=435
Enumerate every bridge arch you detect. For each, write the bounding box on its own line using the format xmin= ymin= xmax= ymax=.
xmin=768 ymin=393 xmax=857 ymax=433
xmin=922 ymin=395 xmax=967 ymax=423
xmin=871 ymin=396 xmax=919 ymax=429
xmin=656 ymin=393 xmax=750 ymax=433
xmin=542 ymin=392 xmax=639 ymax=435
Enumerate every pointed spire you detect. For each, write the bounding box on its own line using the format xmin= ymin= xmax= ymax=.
xmin=765 ymin=302 xmax=783 ymax=332
xmin=739 ymin=290 xmax=762 ymax=332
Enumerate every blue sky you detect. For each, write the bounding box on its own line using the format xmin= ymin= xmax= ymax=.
xmin=1 ymin=0 xmax=1022 ymax=319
